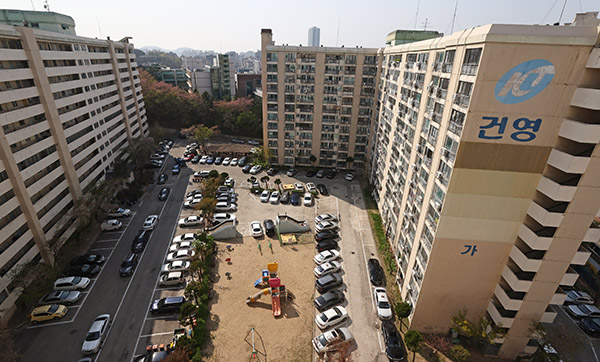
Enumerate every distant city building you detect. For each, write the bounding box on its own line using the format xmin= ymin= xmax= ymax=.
xmin=210 ymin=54 xmax=232 ymax=100
xmin=385 ymin=29 xmax=441 ymax=46
xmin=141 ymin=65 xmax=192 ymax=92
xmin=308 ymin=26 xmax=320 ymax=47
xmin=191 ymin=69 xmax=212 ymax=95
xmin=235 ymin=73 xmax=261 ymax=98
xmin=0 ymin=9 xmax=75 ymax=35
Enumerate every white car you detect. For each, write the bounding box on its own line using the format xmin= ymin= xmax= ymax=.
xmin=250 ymin=165 xmax=262 ymax=174
xmin=230 ymin=158 xmax=238 ymax=166
xmin=172 ymin=233 xmax=198 ymax=244
xmin=260 ymin=190 xmax=271 ymax=202
xmin=106 ymin=208 xmax=131 ymax=218
xmin=269 ymin=191 xmax=280 ymax=204
xmin=315 ymin=306 xmax=349 ymax=329
xmin=53 ymin=276 xmax=91 ymax=291
xmin=142 ymin=215 xmax=158 ymax=230
xmin=315 ymin=214 xmax=337 ymax=224
xmin=314 ymin=250 xmax=341 ymax=265
xmin=178 ymin=216 xmax=203 ymax=227
xmin=303 ymin=192 xmax=313 ymax=206
xmin=315 ymin=221 xmax=338 ymax=233
xmin=306 ymin=183 xmax=317 ymax=193
xmin=224 ymin=177 xmax=235 ymax=187
xmin=314 ymin=261 xmax=342 ymax=278
xmin=149 ymin=153 xmax=165 ymax=160
xmin=158 ymin=272 xmax=185 ymax=287
xmin=312 ymin=327 xmax=353 ymax=353
xmin=294 ymin=182 xmax=305 ymax=191
xmin=169 ymin=241 xmax=193 ymax=253
xmin=184 ymin=197 xmax=203 ymax=209
xmin=222 ymin=157 xmax=231 ymax=166
xmin=565 ymin=290 xmax=595 ymax=305
xmin=161 ymin=260 xmax=191 ymax=273
xmin=250 ymin=221 xmax=263 ymax=237
xmin=166 ymin=249 xmax=196 ymax=262
xmin=344 ymin=172 xmax=356 ymax=181
xmin=215 ymin=202 xmax=237 ymax=211
xmin=101 ymin=219 xmax=122 ymax=231
xmin=213 ymin=213 xmax=236 ymax=224
xmin=374 ymin=287 xmax=393 ymax=320
xmin=81 ymin=314 xmax=111 ymax=354
xmin=199 ymin=155 xmax=208 ymax=164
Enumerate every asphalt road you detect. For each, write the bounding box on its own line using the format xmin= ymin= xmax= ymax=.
xmin=549 ymin=305 xmax=600 ymax=362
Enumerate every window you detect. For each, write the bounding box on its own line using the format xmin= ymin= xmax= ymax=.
xmin=462 ymin=48 xmax=482 ymax=75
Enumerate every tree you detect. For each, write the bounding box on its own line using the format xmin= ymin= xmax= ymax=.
xmin=247 ymin=176 xmax=257 ymax=184
xmin=195 ymin=126 xmax=214 ymax=148
xmin=208 ymin=170 xmax=219 ymax=179
xmin=345 ymin=156 xmax=354 ymax=170
xmin=395 ymin=301 xmax=412 ymax=331
xmin=450 ymin=345 xmax=470 ymax=362
xmin=404 ymin=330 xmax=424 ymax=362
xmin=260 ymin=176 xmax=270 ymax=189
xmin=274 ymin=178 xmax=282 ymax=192
xmin=309 ymin=154 xmax=317 ymax=168
xmin=178 ymin=301 xmax=197 ymax=327
xmin=451 ymin=308 xmax=506 ymax=346
xmin=122 ymin=137 xmax=156 ymax=170
xmin=164 ymin=348 xmax=192 ymax=362
xmin=196 ymin=198 xmax=216 ymax=225
xmin=235 ymin=111 xmax=261 ymax=137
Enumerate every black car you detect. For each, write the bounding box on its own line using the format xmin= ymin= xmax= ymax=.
xmin=316 ymin=239 xmax=338 ymax=252
xmin=191 ymin=155 xmax=200 ymax=164
xmin=368 ymin=258 xmax=384 ymax=286
xmin=316 ymin=169 xmax=326 ymax=178
xmin=232 ymin=138 xmax=244 ymax=144
xmin=174 ymin=157 xmax=186 ymax=167
xmin=382 ymin=322 xmax=405 ymax=361
xmin=157 ymin=173 xmax=168 ymax=185
xmin=144 ymin=161 xmax=162 ymax=169
xmin=68 ymin=264 xmax=100 ymax=277
xmin=119 ymin=253 xmax=139 ymax=277
xmin=158 ymin=187 xmax=170 ymax=201
xmin=214 ymin=157 xmax=223 ymax=165
xmin=581 ymin=317 xmax=600 ymax=337
xmin=306 ymin=170 xmax=316 ymax=177
xmin=150 ymin=296 xmax=185 ymax=314
xmin=131 ymin=230 xmax=151 ymax=252
xmin=317 ymin=184 xmax=329 ymax=196
xmin=242 ymin=164 xmax=252 ymax=173
xmin=280 ymin=191 xmax=290 ymax=204
xmin=326 ymin=169 xmax=337 ymax=179
xmin=264 ymin=219 xmax=276 ymax=237
xmin=238 ymin=156 xmax=248 ymax=167
xmin=315 ymin=230 xmax=338 ymax=242
xmin=290 ymin=192 xmax=301 ymax=206
xmin=315 ymin=273 xmax=343 ymax=294
xmin=266 ymin=168 xmax=278 ymax=176
xmin=186 ymin=190 xmax=203 ymax=198
xmin=71 ymin=254 xmax=106 ymax=266
xmin=287 ymin=168 xmax=298 ymax=176
xmin=314 ymin=290 xmax=345 ymax=312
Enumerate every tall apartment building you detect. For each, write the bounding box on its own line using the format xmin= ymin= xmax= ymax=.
xmin=210 ymin=54 xmax=233 ymax=100
xmin=261 ymin=29 xmax=378 ymax=169
xmin=0 ymin=14 xmax=147 ymax=321
xmin=0 ymin=9 xmax=76 ymax=35
xmin=308 ymin=26 xmax=320 ymax=47
xmin=369 ymin=12 xmax=600 ymax=358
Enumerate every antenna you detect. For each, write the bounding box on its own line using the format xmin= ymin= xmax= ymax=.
xmin=30 ymin=0 xmax=35 ymax=10
xmin=43 ymin=0 xmax=50 ymax=11
xmin=414 ymin=0 xmax=420 ymax=30
xmin=421 ymin=18 xmax=430 ymax=31
xmin=96 ymin=15 xmax=102 ymax=38
xmin=451 ymin=0 xmax=459 ymax=33
xmin=558 ymin=0 xmax=567 ymax=24
xmin=336 ymin=17 xmax=340 ymax=47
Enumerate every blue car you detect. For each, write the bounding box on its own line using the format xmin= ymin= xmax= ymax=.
xmin=290 ymin=192 xmax=301 ymax=206
xmin=206 ymin=157 xmax=214 ymax=164
xmin=172 ymin=164 xmax=180 ymax=175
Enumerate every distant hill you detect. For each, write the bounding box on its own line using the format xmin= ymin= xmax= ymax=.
xmin=140 ymin=46 xmax=170 ymax=53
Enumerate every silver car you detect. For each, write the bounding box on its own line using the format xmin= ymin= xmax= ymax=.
xmin=38 ymin=290 xmax=81 ymax=306
xmin=81 ymin=314 xmax=111 ymax=354
xmin=159 ymin=272 xmax=185 ymax=287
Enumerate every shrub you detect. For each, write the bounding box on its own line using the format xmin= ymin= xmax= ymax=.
xmin=450 ymin=345 xmax=470 ymax=362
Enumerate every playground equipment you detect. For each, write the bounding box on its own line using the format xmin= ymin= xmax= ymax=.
xmin=244 ymin=327 xmax=267 ymax=360
xmin=246 ymin=262 xmax=287 ymax=317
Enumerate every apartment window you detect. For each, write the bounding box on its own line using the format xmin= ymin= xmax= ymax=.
xmin=0 ymin=38 xmax=23 ymax=49
xmin=462 ymin=48 xmax=482 ymax=75
xmin=17 ymin=145 xmax=57 ymax=171
xmin=266 ymin=53 xmax=278 ymax=62
xmin=0 ymin=60 xmax=28 ymax=69
xmin=0 ymin=239 xmax=35 ymax=277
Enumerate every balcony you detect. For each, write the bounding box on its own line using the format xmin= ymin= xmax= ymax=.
xmin=487 ymin=299 xmax=515 ymax=328
xmin=547 ymin=148 xmax=591 ymax=174
xmin=510 ymin=244 xmax=543 ymax=272
xmin=453 ymin=93 xmax=470 ymax=108
xmin=572 ymin=246 xmax=591 ymax=265
xmin=494 ymin=283 xmax=525 ymax=311
xmin=537 ymin=176 xmax=577 ymax=202
xmin=560 ymin=266 xmax=579 ymax=286
xmin=550 ymin=287 xmax=567 ymax=305
xmin=518 ymin=224 xmax=554 ymax=250
xmin=559 ymin=119 xmax=600 ymax=144
xmin=540 ymin=307 xmax=557 ymax=324
xmin=502 ymin=262 xmax=534 ymax=292
xmin=587 ymin=48 xmax=600 ymax=68
xmin=584 ymin=226 xmax=600 ymax=243
xmin=570 ymin=88 xmax=600 ymax=110
xmin=527 ymin=201 xmax=564 ymax=228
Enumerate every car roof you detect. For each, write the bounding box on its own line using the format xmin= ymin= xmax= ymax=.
xmin=167 ymin=272 xmax=182 ymax=278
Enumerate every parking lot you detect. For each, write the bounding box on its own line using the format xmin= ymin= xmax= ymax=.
xmin=549 ymin=304 xmax=600 ymax=362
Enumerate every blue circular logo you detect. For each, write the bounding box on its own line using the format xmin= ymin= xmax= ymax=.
xmin=494 ymin=59 xmax=555 ymax=104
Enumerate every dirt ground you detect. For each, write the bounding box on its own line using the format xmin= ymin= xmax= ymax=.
xmin=204 ymin=236 xmax=316 ymax=362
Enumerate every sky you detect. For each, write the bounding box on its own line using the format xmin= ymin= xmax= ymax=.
xmin=3 ymin=0 xmax=599 ymax=52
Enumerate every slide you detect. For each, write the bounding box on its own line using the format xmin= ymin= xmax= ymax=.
xmin=246 ymin=288 xmax=270 ymax=304
xmin=271 ymin=294 xmax=281 ymax=317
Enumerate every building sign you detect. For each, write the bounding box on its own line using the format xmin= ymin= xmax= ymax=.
xmin=494 ymin=59 xmax=555 ymax=104
xmin=479 ymin=116 xmax=541 ymax=142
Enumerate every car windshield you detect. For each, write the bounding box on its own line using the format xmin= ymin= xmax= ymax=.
xmin=72 ymin=276 xmax=82 ymax=284
xmin=567 ymin=291 xmax=578 ymax=298
xmin=318 ymin=335 xmax=328 ymax=346
xmin=319 ymin=314 xmax=328 ymax=322
xmin=121 ymin=260 xmax=132 ymax=267
xmin=48 ymin=305 xmax=59 ymax=313
xmin=379 ymin=301 xmax=390 ymax=309
xmin=85 ymin=331 xmax=100 ymax=341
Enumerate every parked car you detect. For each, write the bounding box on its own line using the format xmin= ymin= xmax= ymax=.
xmin=565 ymin=290 xmax=595 ymax=305
xmin=157 ymin=173 xmax=168 ymax=185
xmin=166 ymin=249 xmax=196 ymax=262
xmin=150 ymin=153 xmax=165 ymax=161
xmin=315 ymin=221 xmax=338 ymax=233
xmin=174 ymin=157 xmax=186 ymax=166
xmin=158 ymin=187 xmax=170 ymax=201
xmin=316 ymin=240 xmax=338 ymax=252
xmin=230 ymin=158 xmax=238 ymax=166
xmin=264 ymin=219 xmax=276 ymax=237
xmin=161 ymin=260 xmax=191 ymax=273
xmin=71 ymin=254 xmax=106 ymax=266
xmin=286 ymin=168 xmax=298 ymax=177
xmin=144 ymin=160 xmax=162 ymax=169
xmin=306 ymin=183 xmax=317 ymax=193
xmin=314 ymin=261 xmax=342 ymax=278
xmin=250 ymin=165 xmax=262 ymax=174
xmin=260 ymin=190 xmax=271 ymax=202
xmin=186 ymin=190 xmax=203 ymax=198
xmin=28 ymin=304 xmax=67 ymax=324
xmin=280 ymin=191 xmax=290 ymax=204
xmin=568 ymin=304 xmax=600 ymax=319
xmin=374 ymin=288 xmax=393 ymax=320
xmin=315 ymin=273 xmax=343 ymax=294
xmin=238 ymin=156 xmax=248 ymax=167
xmin=312 ymin=327 xmax=353 ymax=353
xmin=169 ymin=241 xmax=192 ymax=253
xmin=212 ymin=213 xmax=236 ymax=225
xmin=199 ymin=155 xmax=208 ymax=164
xmin=214 ymin=157 xmax=223 ymax=165
xmin=315 ymin=306 xmax=349 ymax=330
xmin=222 ymin=157 xmax=231 ymax=166
xmin=248 ymin=140 xmax=260 ymax=146
xmin=143 ymin=215 xmax=159 ymax=230
xmin=101 ymin=219 xmax=122 ymax=231
xmin=38 ymin=290 xmax=81 ymax=306
xmin=131 ymin=230 xmax=152 ymax=252
xmin=250 ymin=221 xmax=263 ymax=237
xmin=106 ymin=208 xmax=131 ymax=218
xmin=232 ymin=138 xmax=244 ymax=144
xmin=215 ymin=202 xmax=237 ymax=212
xmin=290 ymin=192 xmax=301 ymax=206
xmin=81 ymin=314 xmax=111 ymax=354
xmin=184 ymin=197 xmax=203 ymax=209
xmin=294 ymin=182 xmax=305 ymax=191
xmin=344 ymin=172 xmax=356 ymax=181
xmin=368 ymin=258 xmax=384 ymax=286
xmin=178 ymin=216 xmax=203 ymax=227
xmin=382 ymin=322 xmax=405 ymax=361
xmin=119 ymin=253 xmax=139 ymax=277
xmin=191 ymin=155 xmax=200 ymax=164
xmin=580 ymin=317 xmax=600 ymax=337
xmin=317 ymin=184 xmax=329 ymax=196
xmin=193 ymin=170 xmax=210 ymax=179
xmin=206 ymin=156 xmax=214 ymax=164
xmin=269 ymin=191 xmax=280 ymax=204
xmin=54 ymin=276 xmax=90 ymax=291
xmin=306 ymin=170 xmax=316 ymax=177
xmin=68 ymin=264 xmax=100 ymax=277
xmin=159 ymin=272 xmax=185 ymax=287
xmin=316 ymin=170 xmax=326 ymax=178
xmin=173 ymin=233 xmax=198 ymax=244
xmin=171 ymin=164 xmax=180 ymax=174
xmin=314 ymin=250 xmax=341 ymax=265
xmin=326 ymin=169 xmax=338 ymax=179
xmin=314 ymin=290 xmax=345 ymax=312
xmin=225 ymin=177 xmax=235 ymax=187
xmin=150 ymin=296 xmax=185 ymax=314
xmin=315 ymin=214 xmax=337 ymax=224
xmin=242 ymin=164 xmax=252 ymax=173
xmin=266 ymin=168 xmax=278 ymax=176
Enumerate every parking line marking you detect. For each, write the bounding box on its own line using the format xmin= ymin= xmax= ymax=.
xmin=26 ymin=318 xmax=77 ymax=329
xmin=96 ymin=239 xmax=119 ymax=243
xmin=139 ymin=331 xmax=174 ymax=338
xmin=154 ymin=287 xmax=185 ymax=292
xmin=89 ymin=247 xmax=114 ymax=252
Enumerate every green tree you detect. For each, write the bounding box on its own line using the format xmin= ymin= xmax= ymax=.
xmin=450 ymin=345 xmax=470 ymax=362
xmin=395 ymin=301 xmax=412 ymax=331
xmin=260 ymin=176 xmax=270 ymax=189
xmin=309 ymin=154 xmax=317 ymax=168
xmin=208 ymin=170 xmax=219 ymax=179
xmin=345 ymin=156 xmax=354 ymax=170
xmin=122 ymin=137 xmax=156 ymax=170
xmin=404 ymin=330 xmax=424 ymax=362
xmin=274 ymin=178 xmax=282 ymax=192
xmin=178 ymin=301 xmax=197 ymax=327
xmin=235 ymin=111 xmax=261 ymax=137
xmin=196 ymin=198 xmax=216 ymax=225
xmin=195 ymin=126 xmax=214 ymax=148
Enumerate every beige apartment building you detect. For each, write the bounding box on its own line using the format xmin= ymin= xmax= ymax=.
xmin=0 ymin=16 xmax=147 ymax=321
xmin=261 ymin=29 xmax=379 ymax=170
xmin=369 ymin=12 xmax=600 ymax=358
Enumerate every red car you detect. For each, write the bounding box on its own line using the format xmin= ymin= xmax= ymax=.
xmin=184 ymin=154 xmax=195 ymax=161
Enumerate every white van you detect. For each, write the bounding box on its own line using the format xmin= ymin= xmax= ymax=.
xmin=101 ymin=219 xmax=122 ymax=231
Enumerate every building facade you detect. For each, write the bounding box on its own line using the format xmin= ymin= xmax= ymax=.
xmin=210 ymin=54 xmax=233 ymax=100
xmin=308 ymin=26 xmax=320 ymax=47
xmin=0 ymin=9 xmax=75 ymax=35
xmin=235 ymin=73 xmax=261 ymax=98
xmin=369 ymin=13 xmax=600 ymax=358
xmin=191 ymin=69 xmax=212 ymax=95
xmin=142 ymin=65 xmax=192 ymax=92
xmin=261 ymin=29 xmax=379 ymax=169
xmin=0 ymin=21 xmax=147 ymax=321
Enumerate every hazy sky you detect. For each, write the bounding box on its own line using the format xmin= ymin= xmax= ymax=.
xmin=4 ymin=0 xmax=599 ymax=52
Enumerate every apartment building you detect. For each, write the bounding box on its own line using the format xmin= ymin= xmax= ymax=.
xmin=369 ymin=12 xmax=600 ymax=358
xmin=0 ymin=17 xmax=147 ymax=321
xmin=261 ymin=29 xmax=378 ymax=169
xmin=211 ymin=53 xmax=233 ymax=100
